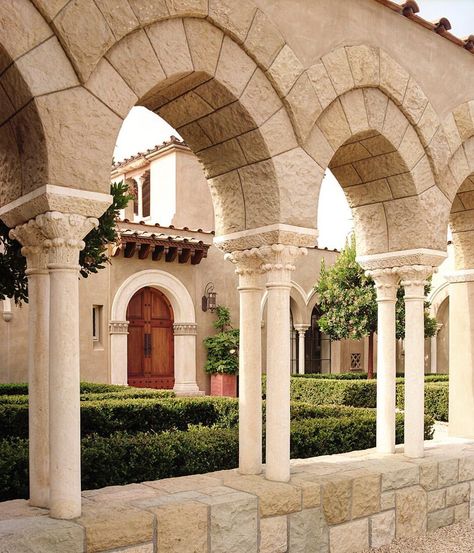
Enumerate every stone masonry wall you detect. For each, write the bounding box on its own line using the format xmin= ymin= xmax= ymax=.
xmin=0 ymin=442 xmax=473 ymax=553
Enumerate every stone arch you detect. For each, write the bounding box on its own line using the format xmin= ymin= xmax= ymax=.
xmin=429 ymin=280 xmax=450 ymax=318
xmin=441 ymin=102 xmax=474 ymax=269
xmin=261 ymin=281 xmax=308 ymax=324
xmin=305 ymin=85 xmax=448 ymax=256
xmin=71 ymin=15 xmax=319 ymax=246
xmin=110 ymin=269 xmax=200 ymax=394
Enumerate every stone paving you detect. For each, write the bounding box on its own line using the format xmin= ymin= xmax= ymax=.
xmin=0 ymin=439 xmax=474 ymax=553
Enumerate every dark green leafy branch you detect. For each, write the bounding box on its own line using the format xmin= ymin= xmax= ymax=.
xmin=204 ymin=306 xmax=239 ymax=375
xmin=0 ymin=182 xmax=133 ymax=305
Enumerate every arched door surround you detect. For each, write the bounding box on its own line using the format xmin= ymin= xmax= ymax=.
xmin=110 ymin=270 xmax=200 ymax=395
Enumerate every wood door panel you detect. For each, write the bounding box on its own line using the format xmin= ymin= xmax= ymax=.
xmin=151 ymin=327 xmax=173 ymax=376
xmin=126 ymin=286 xmax=174 ymax=388
xmin=128 ymin=325 xmax=144 ymax=376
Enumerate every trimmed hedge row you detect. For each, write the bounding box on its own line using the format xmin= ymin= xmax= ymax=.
xmin=396 ymin=382 xmax=449 ymax=422
xmin=0 ymin=396 xmax=380 ymax=439
xmin=0 ymin=382 xmax=153 ymax=396
xmin=0 ymin=410 xmax=434 ymax=501
xmin=0 ymin=388 xmax=175 ymax=405
xmin=294 ymin=373 xmax=449 ymax=382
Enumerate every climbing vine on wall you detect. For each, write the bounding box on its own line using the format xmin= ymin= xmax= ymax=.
xmin=0 ymin=182 xmax=132 ymax=305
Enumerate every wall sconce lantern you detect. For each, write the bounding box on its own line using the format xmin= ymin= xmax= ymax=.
xmin=202 ymin=282 xmax=217 ymax=312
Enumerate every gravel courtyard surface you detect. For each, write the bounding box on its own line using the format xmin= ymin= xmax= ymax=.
xmin=364 ymin=520 xmax=474 ymax=552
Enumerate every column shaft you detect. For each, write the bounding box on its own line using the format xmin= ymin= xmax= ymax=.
xmin=238 ymin=273 xmax=263 ymax=474
xmin=173 ymin=324 xmax=200 ymax=396
xmin=49 ymin=267 xmax=82 ymax=518
xmin=371 ymin=269 xmax=399 ymax=454
xmin=265 ymin=279 xmax=292 ymax=481
xmin=400 ymin=266 xmax=431 ymax=459
xmin=295 ymin=328 xmax=308 ymax=375
xmin=262 ymin=244 xmax=306 ymax=482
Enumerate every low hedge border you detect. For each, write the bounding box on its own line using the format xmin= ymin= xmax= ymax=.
xmin=293 ymin=373 xmax=449 ymax=382
xmin=0 ymin=411 xmax=433 ymax=501
xmin=396 ymin=382 xmax=448 ymax=422
xmin=0 ymin=397 xmax=381 ymax=439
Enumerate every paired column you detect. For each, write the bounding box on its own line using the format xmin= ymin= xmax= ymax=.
xmin=261 ymin=244 xmax=307 ymax=482
xmin=368 ymin=269 xmax=399 ymax=454
xmin=10 ymin=223 xmax=51 ymax=508
xmin=109 ymin=321 xmax=129 ymax=385
xmin=226 ymin=249 xmax=265 ymax=475
xmin=399 ymin=265 xmax=432 ymax=458
xmin=294 ymin=325 xmax=309 ymax=375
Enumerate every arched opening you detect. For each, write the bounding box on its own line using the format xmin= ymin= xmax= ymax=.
xmin=126 ymin=286 xmax=175 ymax=389
xmin=305 ymin=306 xmax=331 ymax=374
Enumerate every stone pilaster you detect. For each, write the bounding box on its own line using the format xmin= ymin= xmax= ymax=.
xmin=37 ymin=212 xmax=98 ymax=519
xmin=10 ymin=219 xmax=51 ymax=509
xmin=225 ymin=248 xmax=266 ymax=475
xmin=398 ymin=265 xmax=433 ymax=459
xmin=367 ymin=268 xmax=399 ymax=454
xmin=261 ymin=244 xmax=307 ymax=482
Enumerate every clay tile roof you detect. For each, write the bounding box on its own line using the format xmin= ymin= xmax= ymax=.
xmin=374 ymin=0 xmax=474 ymax=53
xmin=112 ymin=136 xmax=188 ymax=169
xmin=114 ymin=227 xmax=210 ymax=265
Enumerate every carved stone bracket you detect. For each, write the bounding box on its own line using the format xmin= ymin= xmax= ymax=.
xmin=10 ymin=218 xmax=49 ymax=273
xmin=109 ymin=321 xmax=129 ymax=335
xmin=173 ymin=323 xmax=198 ymax=336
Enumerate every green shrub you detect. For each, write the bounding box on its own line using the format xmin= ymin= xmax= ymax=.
xmin=424 ymin=374 xmax=449 ymax=383
xmin=281 ymin=377 xmax=377 ymax=408
xmin=0 ymin=395 xmax=29 ymax=405
xmin=0 ymin=410 xmax=434 ymax=500
xmin=396 ymin=382 xmax=448 ymax=422
xmin=0 ymin=383 xmax=28 ymax=396
xmin=0 ymin=382 xmax=150 ymax=396
xmin=293 ymin=373 xmax=369 ymax=380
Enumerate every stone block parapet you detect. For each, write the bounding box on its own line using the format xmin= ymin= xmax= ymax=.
xmin=1 ymin=440 xmax=474 ymax=552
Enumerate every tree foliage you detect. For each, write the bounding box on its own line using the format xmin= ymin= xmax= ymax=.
xmin=315 ymin=237 xmax=437 ymax=342
xmin=203 ymin=306 xmax=239 ymax=375
xmin=0 ymin=182 xmax=132 ymax=305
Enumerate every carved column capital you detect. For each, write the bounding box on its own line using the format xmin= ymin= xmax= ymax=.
xmin=398 ymin=265 xmax=433 ymax=299
xmin=260 ymin=244 xmax=308 ymax=273
xmin=35 ymin=212 xmax=98 ymax=269
xmin=225 ymin=247 xmax=266 ymax=290
xmin=173 ymin=322 xmax=198 ymax=336
xmin=294 ymin=324 xmax=310 ymax=335
xmin=10 ymin=218 xmax=49 ymax=273
xmin=366 ymin=267 xmax=400 ymax=302
xmin=109 ymin=321 xmax=129 ymax=335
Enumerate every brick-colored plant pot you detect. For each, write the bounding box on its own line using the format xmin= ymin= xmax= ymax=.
xmin=210 ymin=373 xmax=237 ymax=397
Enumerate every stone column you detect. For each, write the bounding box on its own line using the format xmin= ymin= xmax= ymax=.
xmin=368 ymin=269 xmax=399 ymax=454
xmin=294 ymin=324 xmax=309 ymax=375
xmin=398 ymin=265 xmax=432 ymax=458
xmin=225 ymin=249 xmax=265 ymax=475
xmin=430 ymin=324 xmax=442 ymax=374
xmin=109 ymin=321 xmax=129 ymax=385
xmin=262 ymin=244 xmax=307 ymax=482
xmin=10 ymin=222 xmax=51 ymax=508
xmin=173 ymin=323 xmax=201 ymax=396
xmin=447 ymin=270 xmax=474 ymax=438
xmin=36 ymin=212 xmax=98 ymax=519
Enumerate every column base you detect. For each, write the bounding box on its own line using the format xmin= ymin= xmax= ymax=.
xmin=173 ymin=382 xmax=204 ymax=396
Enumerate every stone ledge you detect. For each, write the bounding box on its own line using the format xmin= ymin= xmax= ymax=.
xmin=0 ymin=440 xmax=473 ymax=552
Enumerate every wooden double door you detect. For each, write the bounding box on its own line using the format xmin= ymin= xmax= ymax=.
xmin=127 ymin=287 xmax=174 ymax=389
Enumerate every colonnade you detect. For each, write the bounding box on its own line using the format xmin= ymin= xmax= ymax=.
xmin=229 ymin=248 xmax=446 ymax=483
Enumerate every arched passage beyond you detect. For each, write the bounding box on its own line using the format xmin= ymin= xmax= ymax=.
xmin=110 ymin=270 xmax=200 ymax=395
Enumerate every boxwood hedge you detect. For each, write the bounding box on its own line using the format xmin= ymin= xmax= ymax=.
xmin=0 ymin=410 xmax=433 ymax=501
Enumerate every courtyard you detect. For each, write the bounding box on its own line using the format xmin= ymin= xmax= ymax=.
xmin=1 ymin=0 xmax=474 ymax=551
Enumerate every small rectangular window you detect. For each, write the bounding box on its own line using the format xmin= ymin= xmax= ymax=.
xmin=92 ymin=305 xmax=102 ymax=347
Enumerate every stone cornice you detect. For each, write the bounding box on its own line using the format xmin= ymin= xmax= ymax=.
xmin=357 ymin=249 xmax=447 ymax=271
